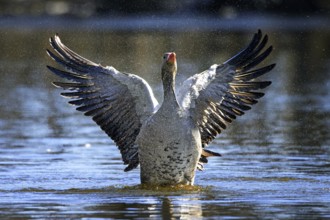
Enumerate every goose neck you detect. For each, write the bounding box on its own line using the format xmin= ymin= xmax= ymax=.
xmin=162 ymin=72 xmax=178 ymax=107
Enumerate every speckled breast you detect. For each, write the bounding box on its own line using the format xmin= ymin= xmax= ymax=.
xmin=137 ymin=110 xmax=202 ymax=185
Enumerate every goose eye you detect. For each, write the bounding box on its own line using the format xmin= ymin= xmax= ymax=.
xmin=163 ymin=55 xmax=167 ymax=60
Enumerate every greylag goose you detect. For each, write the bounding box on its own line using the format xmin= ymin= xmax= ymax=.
xmin=47 ymin=30 xmax=275 ymax=186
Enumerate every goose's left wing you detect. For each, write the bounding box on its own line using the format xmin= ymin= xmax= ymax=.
xmin=177 ymin=30 xmax=275 ymax=151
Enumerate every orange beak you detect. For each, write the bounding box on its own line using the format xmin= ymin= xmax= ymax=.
xmin=167 ymin=52 xmax=176 ymax=64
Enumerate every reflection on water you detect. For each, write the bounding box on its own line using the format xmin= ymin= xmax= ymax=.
xmin=0 ymin=20 xmax=330 ymax=219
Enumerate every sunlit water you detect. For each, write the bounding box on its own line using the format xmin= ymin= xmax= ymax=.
xmin=0 ymin=18 xmax=330 ymax=219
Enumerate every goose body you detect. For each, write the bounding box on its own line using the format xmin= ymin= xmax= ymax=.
xmin=138 ymin=102 xmax=201 ymax=185
xmin=47 ymin=30 xmax=275 ymax=186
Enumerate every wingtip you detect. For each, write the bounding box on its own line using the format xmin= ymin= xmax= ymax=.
xmin=263 ymin=81 xmax=272 ymax=88
xmin=46 ymin=65 xmax=52 ymax=70
xmin=269 ymin=63 xmax=276 ymax=70
xmin=54 ymin=33 xmax=61 ymax=42
xmin=47 ymin=47 xmax=59 ymax=61
xmin=49 ymin=33 xmax=61 ymax=47
xmin=257 ymin=29 xmax=262 ymax=36
xmin=268 ymin=45 xmax=273 ymax=52
xmin=49 ymin=36 xmax=53 ymax=44
xmin=46 ymin=49 xmax=51 ymax=56
xmin=124 ymin=162 xmax=139 ymax=172
xmin=45 ymin=49 xmax=57 ymax=60
xmin=51 ymin=81 xmax=62 ymax=88
xmin=46 ymin=65 xmax=59 ymax=73
xmin=255 ymin=29 xmax=262 ymax=41
xmin=202 ymin=149 xmax=222 ymax=157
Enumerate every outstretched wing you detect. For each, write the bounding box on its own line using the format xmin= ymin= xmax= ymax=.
xmin=47 ymin=34 xmax=159 ymax=171
xmin=178 ymin=30 xmax=275 ymax=149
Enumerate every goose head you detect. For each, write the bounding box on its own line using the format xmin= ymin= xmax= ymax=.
xmin=161 ymin=52 xmax=177 ymax=81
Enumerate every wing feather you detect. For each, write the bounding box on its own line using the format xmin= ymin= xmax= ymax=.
xmin=47 ymin=34 xmax=159 ymax=171
xmin=178 ymin=30 xmax=275 ymax=148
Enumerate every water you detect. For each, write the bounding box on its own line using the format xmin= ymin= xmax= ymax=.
xmin=0 ymin=17 xmax=330 ymax=219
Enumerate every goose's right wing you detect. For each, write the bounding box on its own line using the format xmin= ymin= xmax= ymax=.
xmin=47 ymin=34 xmax=159 ymax=171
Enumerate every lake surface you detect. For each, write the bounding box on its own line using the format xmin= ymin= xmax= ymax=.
xmin=0 ymin=17 xmax=330 ymax=219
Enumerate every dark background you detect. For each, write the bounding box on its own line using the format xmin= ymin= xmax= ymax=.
xmin=0 ymin=0 xmax=329 ymax=17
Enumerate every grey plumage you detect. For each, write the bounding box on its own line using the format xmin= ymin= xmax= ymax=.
xmin=47 ymin=30 xmax=275 ymax=185
xmin=177 ymin=30 xmax=275 ymax=148
xmin=47 ymin=34 xmax=158 ymax=172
